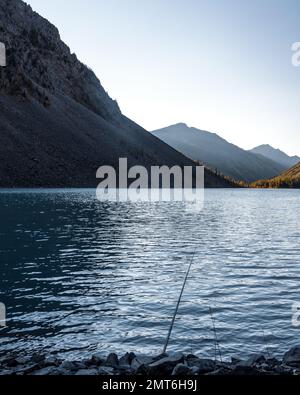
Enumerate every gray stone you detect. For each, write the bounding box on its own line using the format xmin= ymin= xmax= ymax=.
xmin=30 ymin=367 xmax=62 ymax=376
xmin=283 ymin=346 xmax=300 ymax=367
xmin=185 ymin=355 xmax=194 ymax=363
xmin=82 ymin=358 xmax=95 ymax=367
xmin=91 ymin=353 xmax=105 ymax=366
xmin=0 ymin=356 xmax=8 ymax=364
xmin=44 ymin=356 xmax=60 ymax=367
xmin=231 ymin=365 xmax=260 ymax=375
xmin=231 ymin=357 xmax=242 ymax=364
xmin=260 ymin=363 xmax=272 ymax=371
xmin=266 ymin=358 xmax=279 ymax=367
xmin=215 ymin=362 xmax=234 ymax=371
xmin=247 ymin=354 xmax=266 ymax=365
xmin=15 ymin=356 xmax=32 ymax=365
xmin=31 ymin=354 xmax=45 ymax=364
xmin=187 ymin=358 xmax=215 ymax=374
xmin=5 ymin=357 xmax=18 ymax=367
xmin=98 ymin=366 xmax=115 ymax=375
xmin=119 ymin=352 xmax=135 ymax=367
xmin=206 ymin=367 xmax=231 ymax=375
xmin=235 ymin=360 xmax=253 ymax=368
xmin=148 ymin=354 xmax=184 ymax=376
xmin=13 ymin=364 xmax=40 ymax=375
xmin=275 ymin=365 xmax=293 ymax=375
xmin=106 ymin=353 xmax=119 ymax=367
xmin=73 ymin=361 xmax=87 ymax=370
xmin=4 ymin=349 xmax=295 ymax=376
xmin=190 ymin=366 xmax=201 ymax=375
xmin=60 ymin=361 xmax=76 ymax=371
xmin=75 ymin=369 xmax=99 ymax=376
xmin=131 ymin=355 xmax=155 ymax=371
xmin=172 ymin=363 xmax=193 ymax=376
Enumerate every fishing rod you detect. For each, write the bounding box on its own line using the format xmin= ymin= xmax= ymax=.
xmin=162 ymin=248 xmax=196 ymax=354
xmin=209 ymin=306 xmax=223 ymax=363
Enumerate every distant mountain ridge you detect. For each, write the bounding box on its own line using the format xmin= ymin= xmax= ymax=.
xmin=252 ymin=162 xmax=300 ymax=188
xmin=249 ymin=144 xmax=300 ymax=169
xmin=0 ymin=0 xmax=233 ymax=188
xmin=152 ymin=123 xmax=286 ymax=182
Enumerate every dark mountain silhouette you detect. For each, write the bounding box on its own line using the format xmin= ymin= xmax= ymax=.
xmin=251 ymin=162 xmax=300 ymax=188
xmin=0 ymin=0 xmax=234 ymax=188
xmin=249 ymin=144 xmax=300 ymax=169
xmin=152 ymin=123 xmax=286 ymax=182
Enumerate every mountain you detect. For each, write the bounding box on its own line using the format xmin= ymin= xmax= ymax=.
xmin=251 ymin=162 xmax=300 ymax=188
xmin=249 ymin=144 xmax=300 ymax=169
xmin=151 ymin=123 xmax=286 ymax=182
xmin=0 ymin=0 xmax=233 ymax=188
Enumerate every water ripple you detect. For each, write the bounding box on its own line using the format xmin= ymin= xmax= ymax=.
xmin=0 ymin=189 xmax=300 ymax=360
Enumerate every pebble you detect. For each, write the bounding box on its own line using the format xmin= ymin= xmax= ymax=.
xmin=1 ymin=346 xmax=300 ymax=376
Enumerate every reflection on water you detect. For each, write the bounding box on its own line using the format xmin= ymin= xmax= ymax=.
xmin=0 ymin=189 xmax=300 ymax=360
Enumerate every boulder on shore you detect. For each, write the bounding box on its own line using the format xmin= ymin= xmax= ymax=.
xmin=283 ymin=346 xmax=300 ymax=367
xmin=1 ymin=348 xmax=300 ymax=376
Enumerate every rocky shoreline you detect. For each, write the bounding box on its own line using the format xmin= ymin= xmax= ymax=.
xmin=1 ymin=346 xmax=300 ymax=376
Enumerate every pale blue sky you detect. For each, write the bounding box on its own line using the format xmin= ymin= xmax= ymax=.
xmin=26 ymin=0 xmax=300 ymax=155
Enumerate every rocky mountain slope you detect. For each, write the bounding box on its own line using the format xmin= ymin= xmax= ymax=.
xmin=0 ymin=0 xmax=234 ymax=188
xmin=249 ymin=144 xmax=300 ymax=169
xmin=152 ymin=123 xmax=285 ymax=182
xmin=251 ymin=162 xmax=300 ymax=188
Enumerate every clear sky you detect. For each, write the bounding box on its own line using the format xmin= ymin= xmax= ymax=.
xmin=26 ymin=0 xmax=300 ymax=156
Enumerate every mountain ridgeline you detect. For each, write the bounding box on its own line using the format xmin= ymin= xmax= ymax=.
xmin=0 ymin=0 xmax=235 ymax=188
xmin=249 ymin=145 xmax=300 ymax=169
xmin=251 ymin=162 xmax=300 ymax=188
xmin=152 ymin=124 xmax=286 ymax=183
